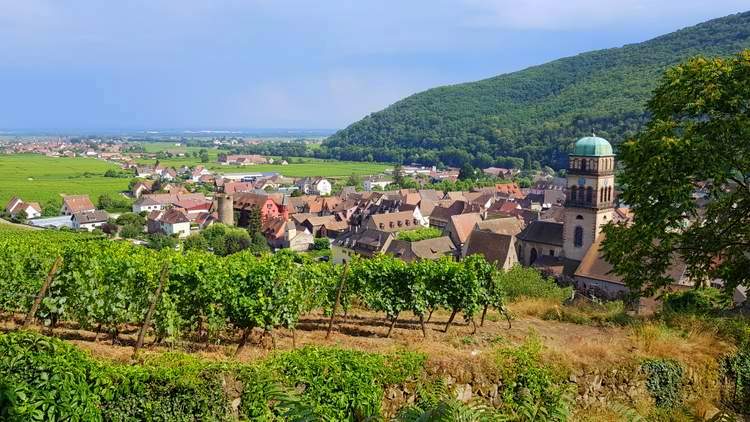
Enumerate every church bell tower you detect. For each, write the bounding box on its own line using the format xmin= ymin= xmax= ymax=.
xmin=562 ymin=136 xmax=615 ymax=261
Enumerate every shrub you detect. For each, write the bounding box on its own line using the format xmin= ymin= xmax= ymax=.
xmin=498 ymin=265 xmax=571 ymax=302
xmin=119 ymin=224 xmax=143 ymax=239
xmin=641 ymin=358 xmax=684 ymax=408
xmin=0 ymin=332 xmax=426 ymax=421
xmin=312 ymin=237 xmax=330 ymax=250
xmin=495 ymin=337 xmax=573 ymax=420
xmin=662 ymin=288 xmax=731 ymax=315
xmin=720 ymin=346 xmax=750 ymax=414
xmin=268 ymin=346 xmax=425 ymax=421
xmin=0 ymin=331 xmax=103 ymax=420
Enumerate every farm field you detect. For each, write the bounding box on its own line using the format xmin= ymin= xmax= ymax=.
xmin=139 ymin=155 xmax=391 ymax=177
xmin=0 ymin=154 xmax=128 ymax=207
xmin=205 ymin=160 xmax=391 ymax=178
xmin=134 ymin=141 xmax=392 ymax=177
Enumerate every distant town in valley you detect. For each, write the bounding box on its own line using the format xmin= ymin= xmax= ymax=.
xmin=0 ymin=132 xmax=722 ymax=306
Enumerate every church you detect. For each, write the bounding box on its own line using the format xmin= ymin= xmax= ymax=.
xmin=515 ymin=135 xmax=691 ymax=299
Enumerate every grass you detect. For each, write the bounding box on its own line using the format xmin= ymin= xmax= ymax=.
xmin=145 ymin=157 xmax=390 ymax=178
xmin=0 ymin=151 xmax=391 ymax=211
xmin=0 ymin=154 xmax=129 ymax=207
xmin=133 ymin=142 xmax=391 ymax=177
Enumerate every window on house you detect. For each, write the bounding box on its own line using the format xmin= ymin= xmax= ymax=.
xmin=549 ymin=250 xmax=554 ymax=256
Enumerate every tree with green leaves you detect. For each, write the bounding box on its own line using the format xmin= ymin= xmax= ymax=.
xmin=602 ymin=51 xmax=750 ymax=297
xmin=458 ymin=163 xmax=476 ymax=181
xmin=345 ymin=173 xmax=362 ymax=190
xmin=393 ymin=163 xmax=405 ymax=187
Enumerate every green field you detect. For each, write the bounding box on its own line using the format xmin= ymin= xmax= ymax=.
xmin=207 ymin=160 xmax=391 ymax=178
xmin=0 ymin=154 xmax=129 ymax=208
xmin=0 ymin=153 xmax=390 ymax=212
xmin=134 ymin=143 xmax=391 ymax=177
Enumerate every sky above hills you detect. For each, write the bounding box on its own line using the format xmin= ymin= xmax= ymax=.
xmin=0 ymin=1 xmax=747 ymax=131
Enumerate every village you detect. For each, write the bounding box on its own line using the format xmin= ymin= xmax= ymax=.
xmin=3 ymin=135 xmax=732 ymax=308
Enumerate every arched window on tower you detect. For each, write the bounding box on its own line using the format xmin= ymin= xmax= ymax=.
xmin=581 ymin=159 xmax=588 ymax=171
xmin=578 ymin=186 xmax=585 ymax=202
xmin=574 ymin=226 xmax=583 ymax=247
xmin=576 ymin=215 xmax=583 ymax=220
xmin=607 ymin=186 xmax=612 ymax=202
xmin=570 ymin=185 xmax=577 ymax=202
xmin=586 ymin=186 xmax=593 ymax=204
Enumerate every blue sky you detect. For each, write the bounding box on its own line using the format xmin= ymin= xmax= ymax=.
xmin=0 ymin=1 xmax=747 ymax=131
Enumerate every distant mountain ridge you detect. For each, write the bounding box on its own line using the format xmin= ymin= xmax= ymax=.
xmin=324 ymin=11 xmax=750 ymax=169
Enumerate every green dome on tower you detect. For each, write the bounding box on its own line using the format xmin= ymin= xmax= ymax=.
xmin=572 ymin=136 xmax=613 ymax=156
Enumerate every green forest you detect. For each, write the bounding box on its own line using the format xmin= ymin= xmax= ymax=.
xmin=324 ymin=11 xmax=750 ymax=169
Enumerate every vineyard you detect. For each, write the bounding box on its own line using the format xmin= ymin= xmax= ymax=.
xmin=0 ymin=226 xmax=556 ymax=354
xmin=1 ymin=226 xmax=748 ymax=421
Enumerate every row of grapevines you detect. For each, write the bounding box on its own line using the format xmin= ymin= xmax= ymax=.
xmin=0 ymin=228 xmax=534 ymax=347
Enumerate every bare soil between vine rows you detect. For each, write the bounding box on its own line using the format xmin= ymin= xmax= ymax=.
xmin=4 ymin=305 xmax=719 ymax=375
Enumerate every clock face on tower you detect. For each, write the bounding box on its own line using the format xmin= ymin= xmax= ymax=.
xmin=578 ymin=177 xmax=585 ymax=186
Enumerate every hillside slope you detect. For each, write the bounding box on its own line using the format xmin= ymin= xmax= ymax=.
xmin=324 ymin=11 xmax=750 ymax=168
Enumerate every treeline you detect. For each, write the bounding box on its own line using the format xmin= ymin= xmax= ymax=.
xmin=324 ymin=12 xmax=750 ymax=169
xmin=0 ymin=227 xmax=564 ymax=351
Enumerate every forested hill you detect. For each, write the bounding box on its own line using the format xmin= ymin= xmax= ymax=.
xmin=324 ymin=11 xmax=750 ymax=169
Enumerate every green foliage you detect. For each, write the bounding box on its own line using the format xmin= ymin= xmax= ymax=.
xmin=115 ymin=212 xmax=145 ymax=227
xmin=0 ymin=226 xmax=543 ymax=350
xmin=662 ymin=288 xmax=732 ymax=315
xmin=103 ymin=168 xmax=132 ymax=178
xmin=396 ymin=380 xmax=498 ymax=422
xmin=497 ymin=265 xmax=572 ymax=302
xmin=146 ymin=232 xmax=177 ymax=251
xmin=96 ymin=193 xmax=132 ymax=212
xmin=312 ymin=237 xmax=330 ymax=250
xmin=720 ymin=346 xmax=750 ymax=414
xmin=183 ymin=223 xmax=253 ymax=256
xmin=396 ymin=227 xmax=443 ymax=242
xmin=0 ymin=331 xmax=104 ymax=421
xmin=602 ymin=50 xmax=750 ymax=297
xmin=119 ymin=224 xmax=143 ymax=239
xmin=269 ymin=347 xmax=425 ymax=420
xmin=641 ymin=358 xmax=684 ymax=408
xmin=355 ymin=255 xmax=424 ymax=323
xmin=0 ymin=331 xmax=426 ymax=421
xmin=325 ymin=12 xmax=750 ymax=168
xmin=495 ymin=337 xmax=573 ymax=421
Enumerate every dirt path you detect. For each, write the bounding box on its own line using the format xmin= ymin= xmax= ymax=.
xmin=1 ymin=308 xmax=647 ymax=369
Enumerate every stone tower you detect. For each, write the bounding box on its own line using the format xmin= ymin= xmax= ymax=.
xmin=562 ymin=136 xmax=615 ymax=262
xmin=217 ymin=194 xmax=234 ymax=226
